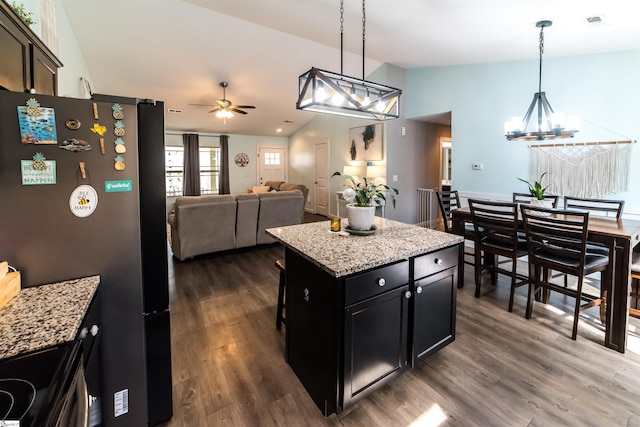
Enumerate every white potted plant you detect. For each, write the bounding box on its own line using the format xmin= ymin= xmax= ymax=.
xmin=332 ymin=171 xmax=398 ymax=230
xmin=517 ymin=172 xmax=554 ymax=212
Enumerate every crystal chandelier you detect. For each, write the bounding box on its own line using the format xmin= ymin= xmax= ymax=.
xmin=505 ymin=20 xmax=579 ymax=141
xmin=296 ymin=0 xmax=402 ymax=121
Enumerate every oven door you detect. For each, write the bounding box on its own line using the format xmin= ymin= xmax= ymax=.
xmin=0 ymin=341 xmax=89 ymax=427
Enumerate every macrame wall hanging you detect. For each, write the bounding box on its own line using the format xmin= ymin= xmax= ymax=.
xmin=529 ymin=140 xmax=635 ymax=198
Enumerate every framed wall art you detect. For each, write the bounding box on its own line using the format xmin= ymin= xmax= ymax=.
xmin=349 ymin=123 xmax=383 ymax=161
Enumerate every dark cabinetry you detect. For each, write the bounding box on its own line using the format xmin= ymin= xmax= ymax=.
xmin=411 ymin=245 xmax=458 ymax=365
xmin=286 ymin=244 xmax=459 ymax=416
xmin=76 ymin=290 xmax=102 ymax=426
xmin=343 ymin=261 xmax=409 ymax=409
xmin=0 ymin=0 xmax=61 ymax=95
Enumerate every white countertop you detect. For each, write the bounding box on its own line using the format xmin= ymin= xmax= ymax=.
xmin=267 ymin=217 xmax=462 ymax=277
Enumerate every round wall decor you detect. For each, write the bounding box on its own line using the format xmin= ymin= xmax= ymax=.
xmin=235 ymin=153 xmax=249 ymax=167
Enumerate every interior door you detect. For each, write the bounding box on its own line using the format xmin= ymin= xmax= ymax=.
xmin=314 ymin=141 xmax=329 ymax=216
xmin=258 ymin=147 xmax=286 ymax=184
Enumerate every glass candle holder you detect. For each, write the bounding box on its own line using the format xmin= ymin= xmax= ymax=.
xmin=330 ymin=216 xmax=341 ymax=232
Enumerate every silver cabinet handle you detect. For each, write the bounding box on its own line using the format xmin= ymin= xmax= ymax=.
xmin=304 ymin=288 xmax=310 ymax=302
xmin=416 ymin=286 xmax=423 ymax=294
xmin=434 ymin=258 xmax=443 ymax=265
xmin=404 ymin=291 xmax=412 ymax=299
xmin=377 ymin=277 xmax=386 ymax=287
xmin=90 ymin=325 xmax=99 ymax=336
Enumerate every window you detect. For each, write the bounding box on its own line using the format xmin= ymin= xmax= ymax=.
xmin=165 ymin=146 xmax=220 ymax=196
xmin=264 ymin=152 xmax=280 ymax=165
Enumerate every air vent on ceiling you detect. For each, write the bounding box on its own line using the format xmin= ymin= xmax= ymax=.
xmin=167 ymin=108 xmax=183 ymax=113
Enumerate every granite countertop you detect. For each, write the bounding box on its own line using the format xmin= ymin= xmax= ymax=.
xmin=266 ymin=217 xmax=463 ymax=277
xmin=0 ymin=275 xmax=100 ymax=360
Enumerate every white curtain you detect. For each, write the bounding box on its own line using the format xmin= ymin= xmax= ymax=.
xmin=530 ymin=143 xmax=632 ymax=198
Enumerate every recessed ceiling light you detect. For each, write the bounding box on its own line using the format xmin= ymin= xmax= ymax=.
xmin=586 ymin=15 xmax=603 ymax=24
xmin=276 ymin=128 xmax=282 ymax=133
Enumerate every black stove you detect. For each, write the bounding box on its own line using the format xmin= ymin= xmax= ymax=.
xmin=0 ymin=341 xmax=83 ymax=427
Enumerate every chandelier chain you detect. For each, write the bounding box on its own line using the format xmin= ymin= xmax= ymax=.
xmin=362 ymin=0 xmax=366 ymax=79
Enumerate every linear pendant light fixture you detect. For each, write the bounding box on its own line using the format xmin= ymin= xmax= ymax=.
xmin=505 ymin=20 xmax=579 ymax=141
xmin=296 ymin=0 xmax=402 ymax=120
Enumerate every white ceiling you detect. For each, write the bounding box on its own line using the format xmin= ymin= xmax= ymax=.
xmin=60 ymin=0 xmax=640 ymax=137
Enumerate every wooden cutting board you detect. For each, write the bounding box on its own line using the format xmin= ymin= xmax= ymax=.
xmin=0 ymin=271 xmax=20 ymax=309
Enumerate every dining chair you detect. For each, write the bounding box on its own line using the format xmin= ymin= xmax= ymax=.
xmin=520 ymin=205 xmax=610 ymax=340
xmin=512 ymin=192 xmax=560 ymax=208
xmin=630 ymin=252 xmax=640 ymax=319
xmin=563 ymin=196 xmax=625 ymax=218
xmin=468 ymin=199 xmax=528 ymax=312
xmin=436 ymin=189 xmax=475 ymax=268
xmin=559 ymin=197 xmax=625 ymax=291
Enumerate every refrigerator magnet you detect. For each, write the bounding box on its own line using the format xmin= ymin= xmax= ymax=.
xmin=114 ymin=155 xmax=125 ymax=171
xmin=21 ymin=153 xmax=56 ymax=185
xmin=60 ymin=138 xmax=91 ymax=152
xmin=112 ymin=103 xmax=124 ymax=119
xmin=65 ymin=119 xmax=81 ymax=130
xmin=114 ymin=137 xmax=126 ymax=153
xmin=17 ymin=99 xmax=58 ymax=144
xmin=114 ymin=120 xmax=125 ymax=136
xmin=69 ymin=184 xmax=98 ymax=217
xmin=90 ymin=123 xmax=107 ymax=136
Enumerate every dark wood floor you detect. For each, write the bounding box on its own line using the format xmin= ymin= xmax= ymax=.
xmin=160 ymin=241 xmax=640 ymax=426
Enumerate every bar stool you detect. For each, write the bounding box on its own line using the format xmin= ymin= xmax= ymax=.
xmin=630 ymin=253 xmax=640 ymax=318
xmin=275 ymin=259 xmax=286 ymax=329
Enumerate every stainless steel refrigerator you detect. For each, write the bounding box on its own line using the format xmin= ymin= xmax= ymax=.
xmin=0 ymin=90 xmax=172 ymax=426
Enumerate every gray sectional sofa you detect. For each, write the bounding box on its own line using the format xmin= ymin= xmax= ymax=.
xmin=168 ymin=189 xmax=305 ymax=260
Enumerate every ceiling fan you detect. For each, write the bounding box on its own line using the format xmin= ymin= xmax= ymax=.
xmin=190 ymin=82 xmax=255 ymax=122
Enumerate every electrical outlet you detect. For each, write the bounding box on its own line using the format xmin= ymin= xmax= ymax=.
xmin=472 ymin=163 xmax=483 ymax=170
xmin=114 ymin=389 xmax=129 ymax=417
xmin=392 ymin=175 xmax=398 ymax=182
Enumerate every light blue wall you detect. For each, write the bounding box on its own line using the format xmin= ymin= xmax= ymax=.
xmin=406 ymin=50 xmax=640 ymax=210
xmin=166 ymin=132 xmax=288 ymax=196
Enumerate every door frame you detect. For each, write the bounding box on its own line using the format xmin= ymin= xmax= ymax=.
xmin=314 ymin=139 xmax=330 ymax=215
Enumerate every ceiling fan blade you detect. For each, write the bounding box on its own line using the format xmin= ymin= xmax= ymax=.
xmin=208 ymin=107 xmax=223 ymax=113
xmin=234 ymin=105 xmax=256 ymax=109
xmin=229 ymin=108 xmax=248 ymax=115
xmin=189 ymin=103 xmax=217 ymax=107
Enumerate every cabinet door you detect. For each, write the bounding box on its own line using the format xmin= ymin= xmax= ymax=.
xmin=0 ymin=12 xmax=30 ymax=92
xmin=31 ymin=46 xmax=57 ymax=96
xmin=412 ymin=267 xmax=457 ymax=366
xmin=343 ymin=285 xmax=409 ymax=408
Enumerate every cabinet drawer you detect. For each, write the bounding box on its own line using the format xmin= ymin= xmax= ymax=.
xmin=345 ymin=260 xmax=409 ymax=306
xmin=413 ymin=245 xmax=459 ymax=280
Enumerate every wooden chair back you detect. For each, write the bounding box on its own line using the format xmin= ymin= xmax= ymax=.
xmin=435 ymin=190 xmax=462 ymax=233
xmin=563 ymin=196 xmax=624 ymax=218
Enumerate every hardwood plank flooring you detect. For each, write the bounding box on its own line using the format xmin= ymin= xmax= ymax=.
xmin=160 ymin=246 xmax=640 ymax=426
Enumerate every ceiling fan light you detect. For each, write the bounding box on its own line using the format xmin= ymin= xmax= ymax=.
xmin=566 ymin=114 xmax=580 ymax=131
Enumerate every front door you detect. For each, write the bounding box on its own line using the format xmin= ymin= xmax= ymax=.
xmin=258 ymin=147 xmax=286 ymax=184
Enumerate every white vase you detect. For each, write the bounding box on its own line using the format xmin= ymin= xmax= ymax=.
xmin=346 ymin=204 xmax=376 ymax=231
xmin=528 ymin=198 xmax=553 ymax=216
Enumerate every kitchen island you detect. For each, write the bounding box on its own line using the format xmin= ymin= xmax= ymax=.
xmin=267 ymin=218 xmax=463 ymax=416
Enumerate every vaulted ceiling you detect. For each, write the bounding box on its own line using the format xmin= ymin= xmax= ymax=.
xmin=61 ymin=0 xmax=640 ymax=136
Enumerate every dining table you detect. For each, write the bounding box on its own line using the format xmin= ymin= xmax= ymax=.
xmin=452 ymin=206 xmax=640 ymax=353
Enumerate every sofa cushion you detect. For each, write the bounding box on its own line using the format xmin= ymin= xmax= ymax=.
xmin=256 ymin=190 xmax=304 ymax=245
xmin=236 ymin=193 xmax=259 ymax=248
xmin=170 ymin=195 xmax=237 ymax=260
